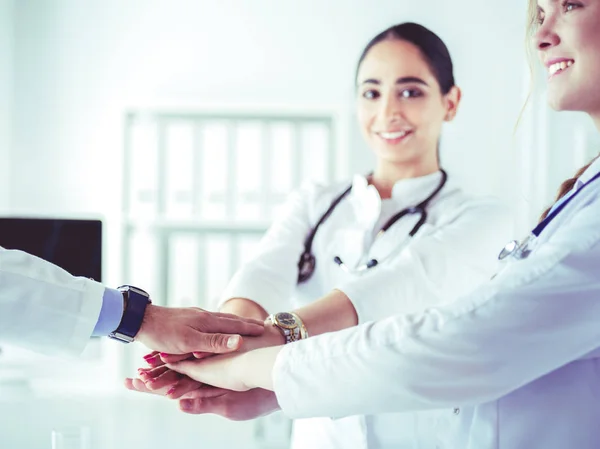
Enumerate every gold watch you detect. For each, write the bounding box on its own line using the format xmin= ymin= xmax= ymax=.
xmin=266 ymin=312 xmax=309 ymax=344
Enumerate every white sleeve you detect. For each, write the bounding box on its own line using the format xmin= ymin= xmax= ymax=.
xmin=273 ymin=199 xmax=600 ymax=419
xmin=218 ymin=183 xmax=322 ymax=314
xmin=339 ymin=198 xmax=513 ymax=321
xmin=0 ymin=248 xmax=105 ymax=356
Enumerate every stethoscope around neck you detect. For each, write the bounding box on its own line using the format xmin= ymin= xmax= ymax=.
xmin=297 ymin=170 xmax=448 ymax=283
xmin=498 ymin=170 xmax=600 ymax=261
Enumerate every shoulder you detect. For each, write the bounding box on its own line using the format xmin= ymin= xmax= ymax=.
xmin=289 ymin=177 xmax=354 ymax=213
xmin=433 ymin=177 xmax=512 ymax=224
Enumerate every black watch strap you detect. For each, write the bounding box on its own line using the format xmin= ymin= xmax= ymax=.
xmin=108 ymin=285 xmax=151 ymax=343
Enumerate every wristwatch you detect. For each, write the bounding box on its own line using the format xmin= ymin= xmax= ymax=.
xmin=266 ymin=312 xmax=309 ymax=344
xmin=108 ymin=285 xmax=152 ymax=343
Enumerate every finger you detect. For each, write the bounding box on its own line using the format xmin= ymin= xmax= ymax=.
xmin=124 ymin=377 xmax=152 ymax=394
xmin=179 ymin=396 xmax=227 ymax=416
xmin=159 ymin=353 xmax=193 ymax=363
xmin=183 ymin=332 xmax=243 ymax=354
xmin=166 ymin=358 xmax=208 ymax=379
xmin=143 ymin=351 xmax=159 ymax=361
xmin=193 ymin=352 xmax=213 ymax=359
xmin=180 ymin=389 xmax=278 ymax=420
xmin=144 ymin=353 xmax=166 ymax=367
xmin=144 ymin=369 xmax=182 ymax=391
xmin=203 ymin=316 xmax=265 ymax=337
xmin=138 ymin=365 xmax=169 ymax=382
xmin=124 ymin=378 xmax=138 ymax=392
xmin=180 ymin=386 xmax=230 ymax=400
xmin=164 ymin=377 xmax=204 ymax=400
xmin=211 ymin=312 xmax=265 ymax=326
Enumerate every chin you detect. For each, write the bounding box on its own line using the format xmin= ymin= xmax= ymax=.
xmin=547 ymin=88 xmax=590 ymax=112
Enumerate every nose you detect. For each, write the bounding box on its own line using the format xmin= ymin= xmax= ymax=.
xmin=535 ymin=18 xmax=560 ymax=51
xmin=379 ymin=91 xmax=402 ymax=122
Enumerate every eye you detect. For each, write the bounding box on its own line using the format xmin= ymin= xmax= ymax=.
xmin=536 ymin=12 xmax=545 ymax=25
xmin=400 ymin=88 xmax=423 ymax=99
xmin=362 ymin=89 xmax=380 ymax=100
xmin=563 ymin=1 xmax=581 ymax=12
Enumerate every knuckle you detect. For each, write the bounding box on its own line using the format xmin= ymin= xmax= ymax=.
xmin=208 ymin=333 xmax=226 ymax=351
xmin=222 ymin=403 xmax=235 ymax=420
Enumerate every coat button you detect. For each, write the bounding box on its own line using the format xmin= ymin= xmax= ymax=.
xmin=453 ymin=408 xmax=460 ymax=415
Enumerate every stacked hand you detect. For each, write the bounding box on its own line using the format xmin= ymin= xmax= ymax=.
xmin=126 ymin=317 xmax=285 ymax=420
xmin=136 ymin=305 xmax=267 ymax=354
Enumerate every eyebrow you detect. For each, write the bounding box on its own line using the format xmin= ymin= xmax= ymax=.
xmin=360 ymin=76 xmax=429 ymax=87
xmin=538 ymin=0 xmax=559 ymax=13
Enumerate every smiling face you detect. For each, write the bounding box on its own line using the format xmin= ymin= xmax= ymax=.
xmin=356 ymin=38 xmax=460 ymax=172
xmin=534 ymin=0 xmax=600 ymax=116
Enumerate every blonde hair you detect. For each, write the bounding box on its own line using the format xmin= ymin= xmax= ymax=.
xmin=539 ymin=157 xmax=600 ymax=221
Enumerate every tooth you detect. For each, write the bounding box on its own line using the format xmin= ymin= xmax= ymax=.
xmin=567 ymin=60 xmax=573 ymax=67
xmin=560 ymin=61 xmax=567 ymax=70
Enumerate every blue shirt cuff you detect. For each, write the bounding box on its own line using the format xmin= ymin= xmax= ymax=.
xmin=92 ymin=288 xmax=124 ymax=337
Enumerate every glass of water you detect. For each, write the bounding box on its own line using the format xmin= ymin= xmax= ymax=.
xmin=51 ymin=426 xmax=91 ymax=449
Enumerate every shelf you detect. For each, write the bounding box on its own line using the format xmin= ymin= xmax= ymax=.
xmin=123 ymin=219 xmax=270 ymax=234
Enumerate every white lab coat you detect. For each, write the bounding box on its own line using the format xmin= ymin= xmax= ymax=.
xmin=221 ymin=171 xmax=513 ymax=449
xmin=0 ymin=248 xmax=104 ymax=356
xmin=273 ymin=157 xmax=600 ymax=449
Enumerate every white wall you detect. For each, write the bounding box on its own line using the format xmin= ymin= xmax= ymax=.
xmin=10 ymin=0 xmax=527 ymax=216
xmin=0 ymin=0 xmax=14 ymax=210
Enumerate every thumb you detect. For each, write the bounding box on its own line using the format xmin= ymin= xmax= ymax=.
xmin=185 ymin=332 xmax=242 ymax=354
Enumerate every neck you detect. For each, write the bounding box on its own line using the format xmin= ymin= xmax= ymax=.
xmin=370 ymin=159 xmax=440 ymax=199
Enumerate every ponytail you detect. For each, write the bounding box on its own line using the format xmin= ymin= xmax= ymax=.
xmin=539 ymin=155 xmax=600 ymax=222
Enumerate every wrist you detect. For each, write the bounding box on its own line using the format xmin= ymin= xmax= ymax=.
xmin=264 ymin=320 xmax=287 ymax=346
xmin=241 ymin=346 xmax=282 ymax=391
xmin=136 ymin=304 xmax=158 ymax=343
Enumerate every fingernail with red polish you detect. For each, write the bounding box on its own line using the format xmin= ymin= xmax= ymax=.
xmin=143 ymin=354 xmax=154 ymax=360
xmin=159 ymin=353 xmax=169 ymax=358
xmin=180 ymin=399 xmax=192 ymax=411
xmin=166 ymin=387 xmax=176 ymax=396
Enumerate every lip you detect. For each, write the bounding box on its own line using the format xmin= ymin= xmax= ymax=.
xmin=375 ymin=129 xmax=413 ymax=144
xmin=544 ymin=57 xmax=574 ymax=68
xmin=545 ymin=57 xmax=575 ymax=80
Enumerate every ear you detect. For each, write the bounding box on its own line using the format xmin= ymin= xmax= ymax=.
xmin=443 ymin=86 xmax=462 ymax=122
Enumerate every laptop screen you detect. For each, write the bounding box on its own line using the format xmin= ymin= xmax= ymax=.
xmin=0 ymin=218 xmax=102 ymax=282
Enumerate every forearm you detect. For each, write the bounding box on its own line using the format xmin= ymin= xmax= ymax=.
xmin=293 ymin=289 xmax=358 ymax=336
xmin=220 ymin=298 xmax=269 ymax=321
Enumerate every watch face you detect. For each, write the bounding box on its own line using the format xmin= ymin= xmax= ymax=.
xmin=276 ymin=312 xmax=296 ymax=329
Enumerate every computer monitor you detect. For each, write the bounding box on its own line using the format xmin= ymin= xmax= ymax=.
xmin=0 ymin=218 xmax=102 ymax=282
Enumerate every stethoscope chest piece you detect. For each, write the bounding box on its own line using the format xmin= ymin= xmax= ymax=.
xmin=498 ymin=240 xmax=519 ymax=261
xmin=498 ymin=235 xmax=533 ymax=261
xmin=297 ymin=252 xmax=317 ymax=283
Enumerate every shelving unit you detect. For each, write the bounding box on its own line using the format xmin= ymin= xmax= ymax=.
xmin=121 ymin=108 xmax=337 ymax=308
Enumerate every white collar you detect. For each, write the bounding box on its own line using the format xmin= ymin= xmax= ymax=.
xmin=349 ymin=171 xmax=445 ymax=228
xmin=350 ymin=171 xmax=444 ymax=204
xmin=576 ymin=156 xmax=600 ymax=189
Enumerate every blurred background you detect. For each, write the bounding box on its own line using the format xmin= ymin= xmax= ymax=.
xmin=0 ymin=0 xmax=599 ymax=448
